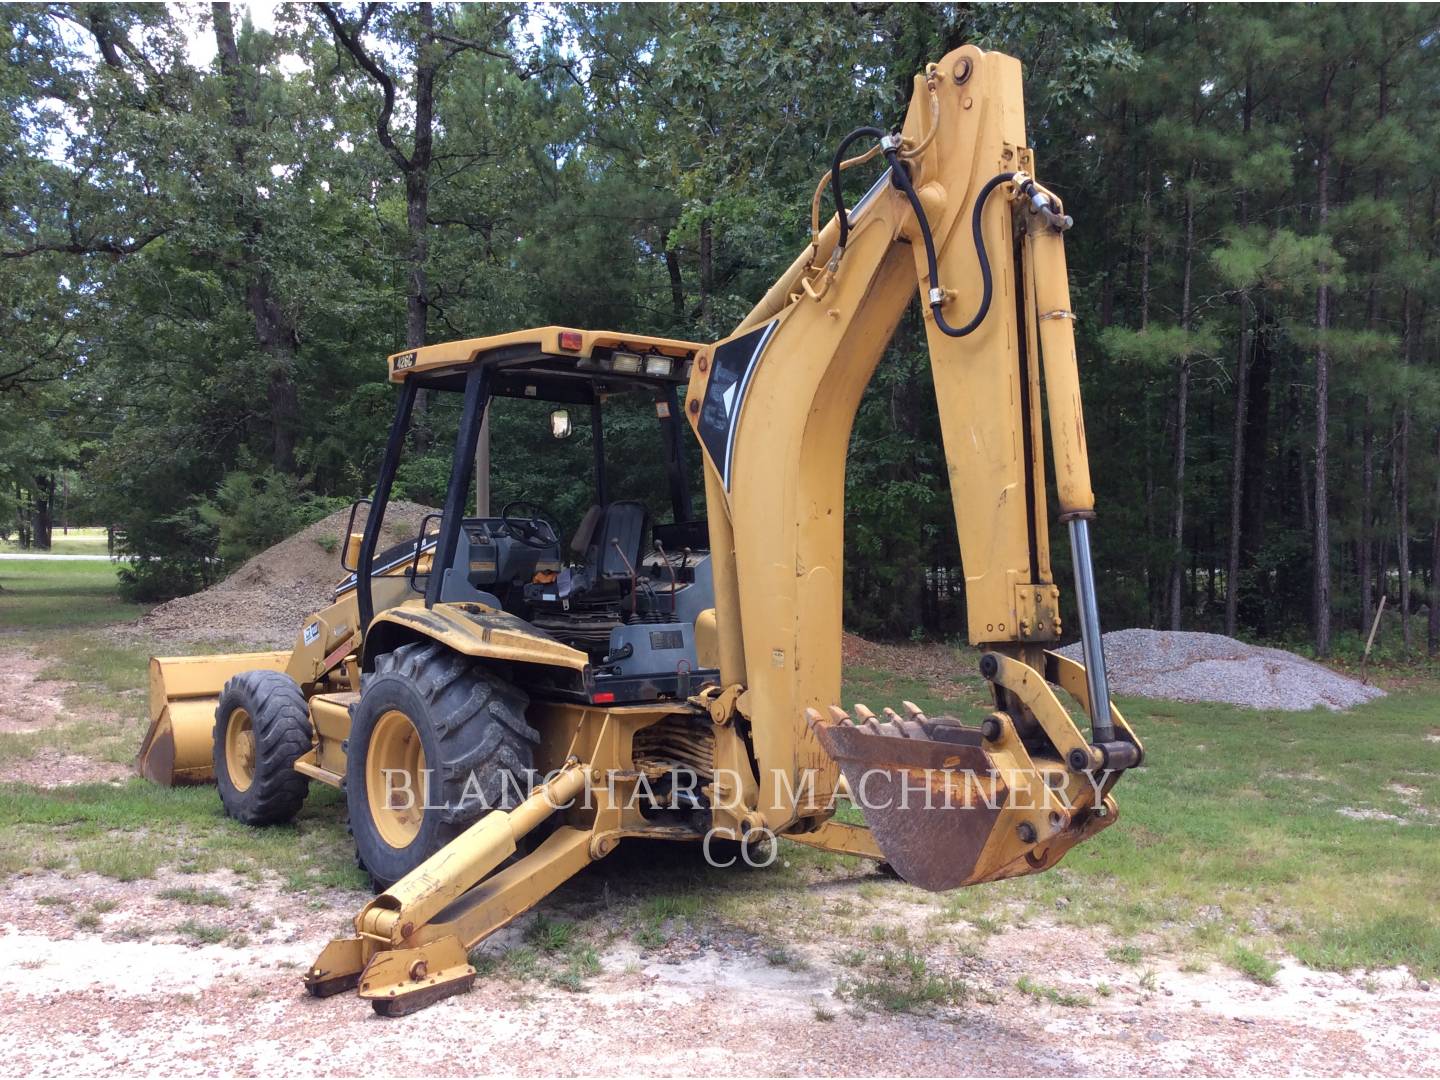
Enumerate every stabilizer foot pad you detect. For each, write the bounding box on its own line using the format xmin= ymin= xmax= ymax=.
xmin=370 ymin=970 xmax=476 ymax=1017
xmin=357 ymin=935 xmax=476 ymax=1018
xmin=304 ymin=935 xmax=369 ymax=999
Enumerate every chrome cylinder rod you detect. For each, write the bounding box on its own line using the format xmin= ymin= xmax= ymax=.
xmin=1067 ymin=517 xmax=1115 ymax=743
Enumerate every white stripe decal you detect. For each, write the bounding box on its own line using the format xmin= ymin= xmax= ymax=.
xmin=722 ymin=318 xmax=780 ymax=490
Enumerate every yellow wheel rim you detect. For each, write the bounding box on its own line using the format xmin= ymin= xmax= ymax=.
xmin=367 ymin=709 xmax=428 ymax=849
xmin=224 ymin=707 xmax=256 ymax=793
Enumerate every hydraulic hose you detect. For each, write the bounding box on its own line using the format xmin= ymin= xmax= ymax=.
xmin=884 ymin=150 xmax=1014 ymax=338
xmin=827 ymin=128 xmax=1047 ymax=338
xmin=829 ymin=126 xmax=887 ymax=253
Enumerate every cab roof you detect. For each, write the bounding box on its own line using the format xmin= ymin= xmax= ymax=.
xmin=385 ymin=326 xmax=705 ymax=403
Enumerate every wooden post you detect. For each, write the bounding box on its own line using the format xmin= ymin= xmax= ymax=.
xmin=1361 ymin=593 xmax=1387 ymax=684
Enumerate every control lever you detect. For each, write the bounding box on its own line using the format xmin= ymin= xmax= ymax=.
xmin=601 ymin=642 xmax=633 ymax=665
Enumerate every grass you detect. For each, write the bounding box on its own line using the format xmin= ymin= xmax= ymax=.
xmin=852 ymin=640 xmax=1440 ymax=979
xmin=175 ymin=918 xmax=229 ymax=944
xmin=1228 ymin=943 xmax=1280 ymax=986
xmin=1 ymin=527 xmax=112 ymax=556
xmin=158 ymin=886 xmax=232 ymax=907
xmin=0 ymin=777 xmax=364 ymax=890
xmin=1016 ymin=974 xmax=1091 ymax=1007
xmin=1106 ymin=944 xmax=1144 ymax=966
xmin=632 ymin=890 xmax=703 ymax=950
xmin=837 ymin=947 xmax=967 ymax=1013
xmin=2 ymin=556 xmax=1440 ymax=989
xmin=0 ymin=560 xmax=145 ymax=632
xmin=475 ymin=920 xmax=605 ymax=992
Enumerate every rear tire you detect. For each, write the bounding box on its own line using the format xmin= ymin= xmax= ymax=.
xmin=213 ymin=670 xmax=312 ymax=825
xmin=347 ymin=641 xmax=538 ymax=891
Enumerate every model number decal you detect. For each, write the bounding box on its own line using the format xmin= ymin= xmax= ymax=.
xmin=303 ymin=622 xmax=320 ymax=646
xmin=393 ymin=351 xmax=417 ymax=370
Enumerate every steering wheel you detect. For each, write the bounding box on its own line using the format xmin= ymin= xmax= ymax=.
xmin=500 ymin=499 xmax=560 ymax=549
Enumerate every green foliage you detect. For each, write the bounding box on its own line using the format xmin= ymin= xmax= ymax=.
xmin=189 ymin=465 xmax=338 ymax=568
xmin=2 ymin=2 xmax=1438 ymax=649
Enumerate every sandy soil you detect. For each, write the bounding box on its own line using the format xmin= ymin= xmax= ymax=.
xmin=0 ymin=647 xmax=130 ymax=786
xmin=0 ymin=651 xmax=70 ymax=733
xmin=0 ymin=866 xmax=1435 ymax=1077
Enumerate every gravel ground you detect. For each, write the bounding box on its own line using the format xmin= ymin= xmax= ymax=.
xmin=1058 ymin=629 xmax=1385 ymax=711
xmin=0 ymin=869 xmax=1436 ymax=1077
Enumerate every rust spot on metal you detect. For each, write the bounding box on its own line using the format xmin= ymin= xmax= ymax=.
xmin=811 ymin=716 xmax=1003 ymax=891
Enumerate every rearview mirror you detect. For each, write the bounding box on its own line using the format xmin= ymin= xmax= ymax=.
xmin=550 ymin=409 xmax=573 ymax=439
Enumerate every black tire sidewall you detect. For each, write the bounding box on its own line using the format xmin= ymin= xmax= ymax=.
xmin=212 ymin=671 xmax=311 ymax=826
xmin=345 ymin=672 xmax=455 ymax=888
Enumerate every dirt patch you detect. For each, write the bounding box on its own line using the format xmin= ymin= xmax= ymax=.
xmin=0 ymin=650 xmax=69 ymax=733
xmin=1058 ymin=629 xmax=1385 ymax=711
xmin=0 ymin=646 xmax=131 ymax=786
xmin=0 ymin=867 xmax=1436 ymax=1076
xmin=841 ymin=633 xmax=981 ymax=701
xmin=126 ymin=501 xmax=439 ymax=648
xmin=0 ymin=748 xmax=130 ymax=787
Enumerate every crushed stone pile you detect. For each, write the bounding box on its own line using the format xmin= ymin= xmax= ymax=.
xmin=1057 ymin=628 xmax=1385 ymax=711
xmin=131 ymin=501 xmax=439 ymax=648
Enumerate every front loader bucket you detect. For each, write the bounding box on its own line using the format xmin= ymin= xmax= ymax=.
xmin=137 ymin=652 xmax=290 ymax=785
xmin=809 ymin=705 xmax=1117 ymax=892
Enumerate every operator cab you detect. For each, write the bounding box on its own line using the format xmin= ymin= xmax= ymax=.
xmin=337 ymin=327 xmax=718 ymax=706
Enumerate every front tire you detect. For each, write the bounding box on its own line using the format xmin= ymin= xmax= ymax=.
xmin=347 ymin=641 xmax=538 ymax=890
xmin=213 ymin=670 xmax=312 ymax=825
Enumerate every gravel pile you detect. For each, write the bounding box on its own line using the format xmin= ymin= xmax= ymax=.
xmin=130 ymin=501 xmax=439 ymax=647
xmin=1057 ymin=628 xmax=1385 ymax=711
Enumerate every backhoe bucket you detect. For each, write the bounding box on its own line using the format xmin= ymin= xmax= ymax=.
xmin=137 ymin=652 xmax=291 ymax=785
xmin=809 ymin=706 xmax=1114 ymax=892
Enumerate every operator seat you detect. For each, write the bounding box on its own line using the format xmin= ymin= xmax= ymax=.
xmin=585 ymin=500 xmax=649 ymax=587
xmin=570 ymin=504 xmax=603 ymax=557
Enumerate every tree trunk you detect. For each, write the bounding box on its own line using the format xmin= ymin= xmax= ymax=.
xmin=1238 ymin=316 xmax=1272 ymax=629
xmin=1430 ymin=427 xmax=1440 ymax=656
xmin=1360 ymin=400 xmax=1374 ymax=636
xmin=406 ymin=5 xmax=438 ymax=448
xmin=213 ymin=2 xmax=300 ymax=472
xmin=32 ymin=474 xmax=54 ymax=551
xmin=1167 ymin=167 xmax=1196 ymax=631
xmin=1225 ymin=313 xmax=1250 ymax=636
xmin=1225 ymin=71 xmax=1254 ymax=639
xmin=1312 ymin=70 xmax=1334 ymax=657
xmin=660 ymin=227 xmax=684 ymax=319
xmin=1398 ymin=288 xmax=1413 ymax=651
xmin=697 ymin=217 xmax=713 ymax=318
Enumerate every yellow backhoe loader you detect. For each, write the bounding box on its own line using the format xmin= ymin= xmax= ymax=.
xmin=136 ymin=44 xmax=1141 ymax=1015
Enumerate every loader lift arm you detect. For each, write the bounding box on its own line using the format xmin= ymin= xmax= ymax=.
xmin=303 ymin=44 xmax=1140 ymax=1015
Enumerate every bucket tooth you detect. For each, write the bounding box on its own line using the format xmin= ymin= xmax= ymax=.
xmin=853 ymin=704 xmax=877 ymax=722
xmin=882 ymin=706 xmax=904 ymax=724
xmin=901 ymin=700 xmax=928 ymax=723
xmin=827 ymin=705 xmax=852 ymax=725
xmin=804 ymin=707 xmax=826 ymax=732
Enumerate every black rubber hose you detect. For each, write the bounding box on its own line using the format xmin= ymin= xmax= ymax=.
xmin=885 ymin=149 xmax=1016 ymax=338
xmin=829 ymin=126 xmax=887 ymax=252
